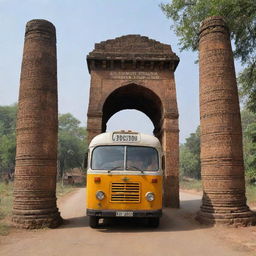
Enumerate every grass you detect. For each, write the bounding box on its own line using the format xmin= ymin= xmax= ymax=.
xmin=0 ymin=182 xmax=13 ymax=236
xmin=0 ymin=182 xmax=13 ymax=218
xmin=179 ymin=177 xmax=202 ymax=192
xmin=0 ymin=181 xmax=81 ymax=236
xmin=246 ymin=184 xmax=256 ymax=206
xmin=180 ymin=176 xmax=256 ymax=208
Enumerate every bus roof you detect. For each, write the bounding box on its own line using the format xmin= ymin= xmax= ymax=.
xmin=89 ymin=131 xmax=162 ymax=149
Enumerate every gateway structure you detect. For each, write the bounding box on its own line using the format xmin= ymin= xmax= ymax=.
xmin=86 ymin=35 xmax=180 ymax=207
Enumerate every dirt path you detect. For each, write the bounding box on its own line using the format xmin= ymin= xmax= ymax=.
xmin=0 ymin=189 xmax=255 ymax=256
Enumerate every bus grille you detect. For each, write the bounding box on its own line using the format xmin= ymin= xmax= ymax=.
xmin=111 ymin=183 xmax=140 ymax=203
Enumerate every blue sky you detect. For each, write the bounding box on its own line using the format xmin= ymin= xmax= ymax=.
xmin=0 ymin=0 xmax=242 ymax=142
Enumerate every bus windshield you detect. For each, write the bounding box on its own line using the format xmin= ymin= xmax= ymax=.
xmin=91 ymin=145 xmax=159 ymax=171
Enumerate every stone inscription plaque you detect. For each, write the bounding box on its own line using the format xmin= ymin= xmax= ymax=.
xmin=109 ymin=71 xmax=160 ymax=80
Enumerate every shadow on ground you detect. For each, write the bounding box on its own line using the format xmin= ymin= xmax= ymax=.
xmin=59 ymin=199 xmax=210 ymax=233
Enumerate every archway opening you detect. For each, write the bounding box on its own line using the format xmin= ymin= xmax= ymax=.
xmin=102 ymin=83 xmax=163 ymax=137
xmin=106 ymin=109 xmax=154 ymax=134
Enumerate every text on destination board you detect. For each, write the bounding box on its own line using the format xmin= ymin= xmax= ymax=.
xmin=112 ymin=134 xmax=139 ymax=142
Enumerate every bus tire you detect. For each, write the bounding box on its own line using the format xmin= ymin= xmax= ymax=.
xmin=147 ymin=217 xmax=159 ymax=228
xmin=89 ymin=216 xmax=99 ymax=228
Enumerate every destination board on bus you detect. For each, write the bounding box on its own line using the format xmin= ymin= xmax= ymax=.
xmin=112 ymin=133 xmax=140 ymax=142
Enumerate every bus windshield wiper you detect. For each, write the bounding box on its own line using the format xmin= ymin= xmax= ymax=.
xmin=127 ymin=165 xmax=144 ymax=173
xmin=108 ymin=166 xmax=122 ymax=173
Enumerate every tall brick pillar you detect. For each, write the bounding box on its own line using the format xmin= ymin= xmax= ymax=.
xmin=197 ymin=16 xmax=256 ymax=226
xmin=12 ymin=20 xmax=62 ymax=228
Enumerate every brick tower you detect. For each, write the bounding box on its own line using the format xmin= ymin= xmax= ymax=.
xmin=12 ymin=20 xmax=62 ymax=228
xmin=198 ymin=16 xmax=256 ymax=225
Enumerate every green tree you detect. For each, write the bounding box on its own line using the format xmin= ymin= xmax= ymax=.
xmin=239 ymin=65 xmax=256 ymax=112
xmin=180 ymin=127 xmax=200 ymax=179
xmin=161 ymin=0 xmax=256 ymax=111
xmin=184 ymin=126 xmax=200 ymax=156
xmin=0 ymin=105 xmax=88 ymax=180
xmin=241 ymin=109 xmax=256 ymax=182
xmin=241 ymin=108 xmax=256 ymax=131
xmin=180 ymin=110 xmax=256 ymax=182
xmin=58 ymin=113 xmax=87 ymax=178
xmin=180 ymin=144 xmax=200 ymax=179
xmin=0 ymin=104 xmax=17 ymax=136
xmin=0 ymin=104 xmax=17 ymax=174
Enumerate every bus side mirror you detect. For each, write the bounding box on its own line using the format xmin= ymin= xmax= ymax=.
xmin=162 ymin=155 xmax=165 ymax=171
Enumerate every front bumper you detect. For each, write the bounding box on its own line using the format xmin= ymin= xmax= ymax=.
xmin=87 ymin=209 xmax=162 ymax=218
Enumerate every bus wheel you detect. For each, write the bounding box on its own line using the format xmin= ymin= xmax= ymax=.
xmin=89 ymin=216 xmax=99 ymax=228
xmin=147 ymin=217 xmax=159 ymax=228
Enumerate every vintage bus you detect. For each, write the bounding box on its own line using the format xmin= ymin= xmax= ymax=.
xmin=86 ymin=131 xmax=163 ymax=228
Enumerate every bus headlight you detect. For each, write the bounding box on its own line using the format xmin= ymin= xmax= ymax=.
xmin=96 ymin=191 xmax=105 ymax=200
xmin=145 ymin=192 xmax=155 ymax=202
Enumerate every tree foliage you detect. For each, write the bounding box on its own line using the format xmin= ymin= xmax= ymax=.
xmin=0 ymin=105 xmax=88 ymax=179
xmin=58 ymin=113 xmax=87 ymax=177
xmin=238 ymin=63 xmax=256 ymax=112
xmin=179 ymin=111 xmax=256 ymax=182
xmin=0 ymin=104 xmax=17 ymax=173
xmin=161 ymin=0 xmax=256 ymax=111
xmin=241 ymin=109 xmax=256 ymax=182
xmin=180 ymin=126 xmax=200 ymax=179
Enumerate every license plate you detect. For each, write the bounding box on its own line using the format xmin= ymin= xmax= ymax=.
xmin=116 ymin=211 xmax=134 ymax=217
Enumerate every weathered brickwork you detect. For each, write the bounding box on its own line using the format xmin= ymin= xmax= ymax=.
xmin=12 ymin=20 xmax=62 ymax=228
xmin=197 ymin=16 xmax=256 ymax=226
xmin=87 ymin=35 xmax=180 ymax=207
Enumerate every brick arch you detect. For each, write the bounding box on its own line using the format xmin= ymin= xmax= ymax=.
xmin=86 ymin=34 xmax=180 ymax=207
xmin=101 ymin=83 xmax=163 ymax=133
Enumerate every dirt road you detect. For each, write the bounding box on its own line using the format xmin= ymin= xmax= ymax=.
xmin=1 ymin=189 xmax=255 ymax=256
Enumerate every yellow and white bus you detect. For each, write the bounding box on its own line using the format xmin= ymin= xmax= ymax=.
xmin=86 ymin=131 xmax=163 ymax=228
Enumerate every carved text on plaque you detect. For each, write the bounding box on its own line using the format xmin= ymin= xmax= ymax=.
xmin=109 ymin=71 xmax=160 ymax=80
